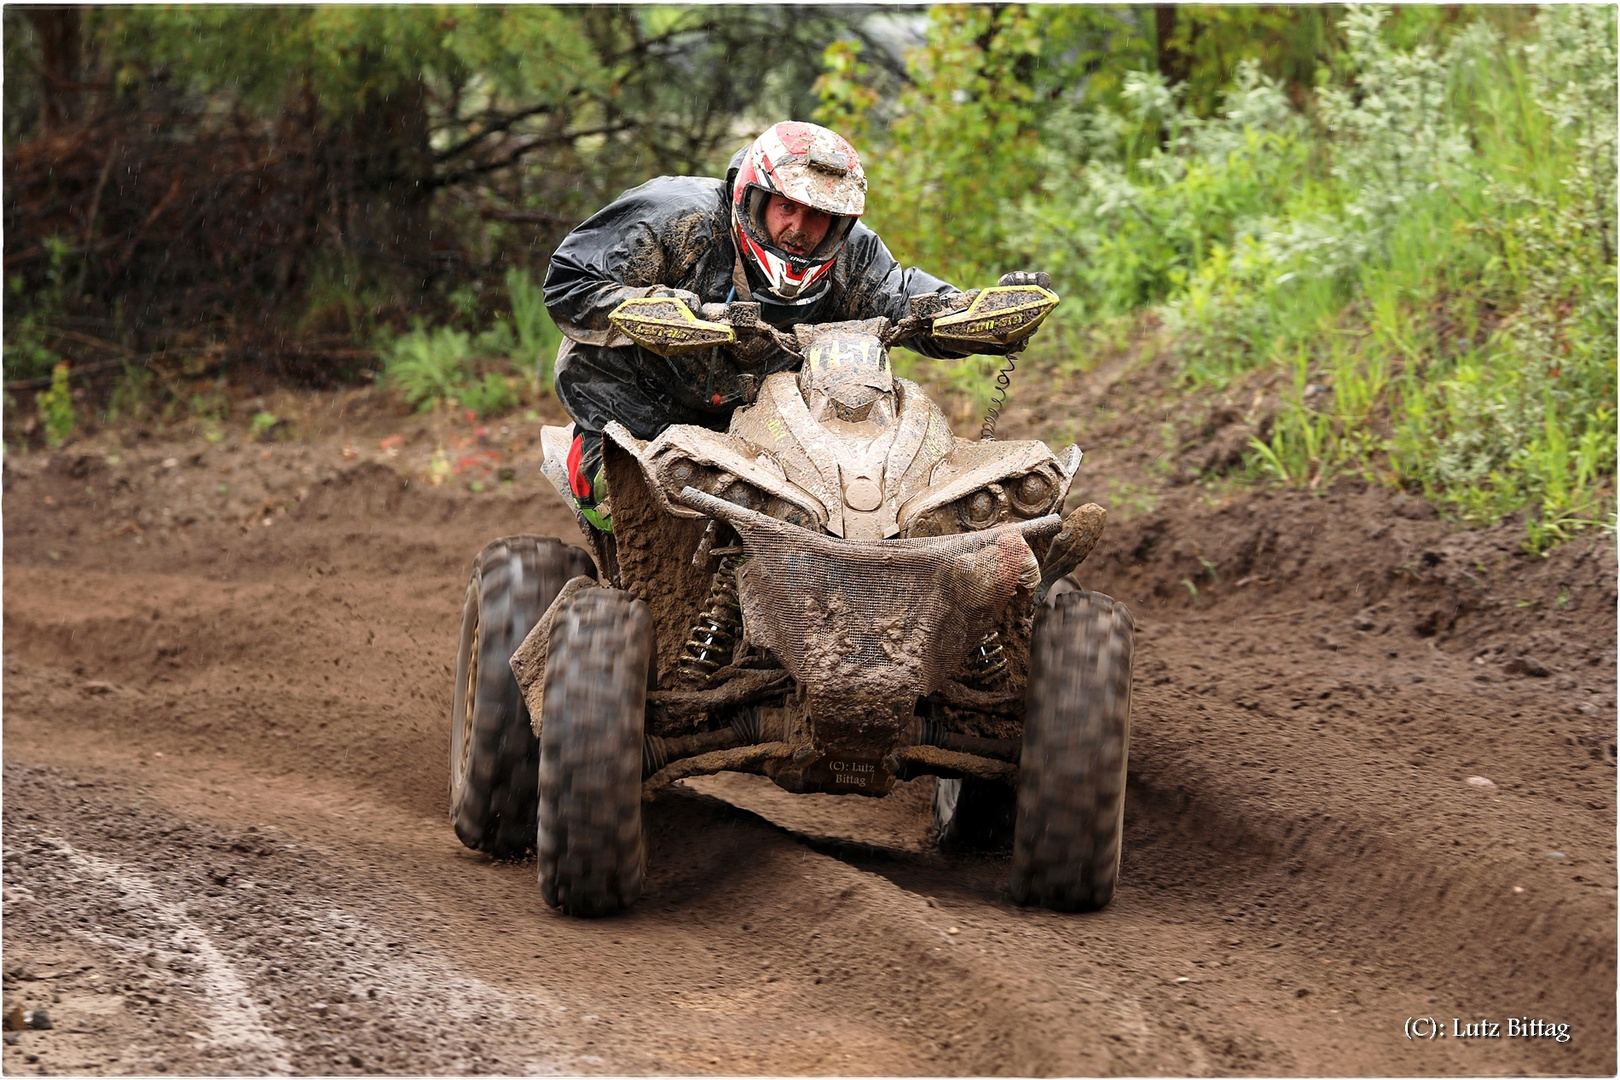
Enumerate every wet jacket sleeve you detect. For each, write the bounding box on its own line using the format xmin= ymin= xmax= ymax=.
xmin=543 ymin=177 xmax=724 ymax=348
xmin=837 ymin=227 xmax=986 ymax=359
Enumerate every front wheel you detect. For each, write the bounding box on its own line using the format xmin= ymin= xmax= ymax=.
xmin=537 ymin=588 xmax=651 ymax=917
xmin=1010 ymin=589 xmax=1134 ymax=912
xmin=450 ymin=535 xmax=596 ymax=857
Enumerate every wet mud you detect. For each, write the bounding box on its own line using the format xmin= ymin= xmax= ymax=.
xmin=2 ymin=391 xmax=1614 ymax=1076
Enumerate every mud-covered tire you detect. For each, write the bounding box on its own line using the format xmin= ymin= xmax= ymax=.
xmin=450 ymin=536 xmax=596 ymax=857
xmin=932 ymin=777 xmax=1016 ymax=851
xmin=1011 ymin=589 xmax=1134 ymax=912
xmin=537 ymin=588 xmax=651 ymax=917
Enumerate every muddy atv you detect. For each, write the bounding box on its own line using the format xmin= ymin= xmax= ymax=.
xmin=449 ymin=284 xmax=1134 ymax=917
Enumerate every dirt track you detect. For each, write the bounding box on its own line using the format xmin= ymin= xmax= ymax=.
xmin=2 ymin=382 xmax=1615 ymax=1076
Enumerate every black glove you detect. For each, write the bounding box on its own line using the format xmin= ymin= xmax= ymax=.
xmin=997 ymin=271 xmax=1051 ymax=289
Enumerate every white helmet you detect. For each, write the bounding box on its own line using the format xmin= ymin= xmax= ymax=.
xmin=731 ymin=122 xmax=866 ymax=302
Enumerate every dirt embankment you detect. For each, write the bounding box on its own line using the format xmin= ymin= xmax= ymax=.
xmin=2 ymin=371 xmax=1614 ymax=1076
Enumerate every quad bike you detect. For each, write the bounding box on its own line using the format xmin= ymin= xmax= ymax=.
xmin=449 ymin=283 xmax=1134 ymax=917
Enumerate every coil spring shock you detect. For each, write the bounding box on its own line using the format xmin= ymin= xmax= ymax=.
xmin=679 ymin=554 xmax=744 ymax=682
xmin=964 ymin=630 xmax=1007 ymax=684
xmin=978 ymin=352 xmax=1019 ymax=442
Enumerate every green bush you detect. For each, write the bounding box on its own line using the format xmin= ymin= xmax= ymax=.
xmin=826 ymin=4 xmax=1615 ymax=550
xmin=379 ymin=269 xmax=559 ymax=417
xmin=3 ymin=237 xmax=72 ymax=383
xmin=457 ymin=372 xmax=517 ymax=417
xmin=36 ymin=361 xmax=74 ymax=447
xmin=505 ymin=269 xmax=562 ymax=392
xmin=381 ymin=325 xmax=475 ymax=412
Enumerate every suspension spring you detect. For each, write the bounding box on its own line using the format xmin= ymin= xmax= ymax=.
xmin=963 ymin=631 xmax=1007 ymax=684
xmin=678 ymin=555 xmax=744 ymax=682
xmin=978 ymin=352 xmax=1019 ymax=442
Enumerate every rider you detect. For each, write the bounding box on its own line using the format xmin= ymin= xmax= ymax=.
xmin=542 ymin=120 xmax=1043 ymax=530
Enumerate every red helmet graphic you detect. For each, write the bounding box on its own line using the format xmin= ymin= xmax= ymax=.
xmin=732 ymin=122 xmax=866 ymax=302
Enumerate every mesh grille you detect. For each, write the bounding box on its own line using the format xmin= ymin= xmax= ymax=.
xmin=680 ymin=487 xmax=1056 ymax=705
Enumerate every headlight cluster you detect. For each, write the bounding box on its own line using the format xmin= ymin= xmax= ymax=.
xmin=903 ymin=469 xmax=1060 ymax=538
xmin=659 ymin=457 xmax=818 ymax=530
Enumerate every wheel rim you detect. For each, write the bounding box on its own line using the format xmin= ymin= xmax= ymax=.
xmin=456 ymin=614 xmax=480 ymax=792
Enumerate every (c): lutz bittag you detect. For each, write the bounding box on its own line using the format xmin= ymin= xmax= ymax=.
xmin=1405 ymin=1016 xmax=1572 ymax=1043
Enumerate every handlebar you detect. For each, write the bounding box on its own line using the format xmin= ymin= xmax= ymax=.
xmin=608 ymin=282 xmax=1059 ymax=359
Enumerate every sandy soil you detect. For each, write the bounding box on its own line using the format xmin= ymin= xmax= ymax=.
xmin=2 ymin=363 xmax=1615 ymax=1076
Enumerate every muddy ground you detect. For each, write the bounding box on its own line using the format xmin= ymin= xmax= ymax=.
xmin=3 ymin=348 xmax=1616 ymax=1076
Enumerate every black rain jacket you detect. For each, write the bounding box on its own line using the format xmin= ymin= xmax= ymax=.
xmin=543 ymin=149 xmax=988 ymax=480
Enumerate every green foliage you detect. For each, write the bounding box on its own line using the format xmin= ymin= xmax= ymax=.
xmin=250 ymin=411 xmax=280 ymax=438
xmin=36 ymin=361 xmax=74 ymax=447
xmin=822 ymin=4 xmax=1614 ymax=549
xmin=817 ymin=5 xmax=1044 ymax=286
xmin=7 ymin=6 xmax=861 ymax=368
xmin=1247 ymin=7 xmax=1617 ymax=550
xmin=94 ymin=7 xmax=602 ymax=127
xmin=3 ymin=236 xmax=72 ymax=382
xmin=457 ymin=373 xmax=517 ymax=417
xmin=1153 ymin=7 xmax=1336 ymax=117
xmin=480 ymin=269 xmax=562 ymax=393
xmin=87 ymin=5 xmax=855 ymax=209
xmin=855 ymin=5 xmax=1613 ymax=550
xmin=382 ymin=326 xmax=476 ymax=413
xmin=381 ymin=269 xmax=548 ymax=416
xmin=104 ymin=364 xmax=154 ymax=424
xmin=1025 ymin=59 xmax=1322 ymax=329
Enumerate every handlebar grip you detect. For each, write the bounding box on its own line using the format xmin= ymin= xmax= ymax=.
xmin=908 ymin=293 xmax=952 ymax=320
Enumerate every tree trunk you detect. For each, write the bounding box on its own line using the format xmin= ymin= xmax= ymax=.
xmin=1154 ymin=6 xmax=1194 ymax=87
xmin=27 ymin=6 xmax=82 ymax=133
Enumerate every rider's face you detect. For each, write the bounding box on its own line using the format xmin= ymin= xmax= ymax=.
xmin=764 ymin=194 xmax=833 ymax=256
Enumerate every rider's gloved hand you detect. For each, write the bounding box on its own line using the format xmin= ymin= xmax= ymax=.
xmin=649 ymin=286 xmax=703 ymax=313
xmin=997 ymin=271 xmax=1052 ymax=289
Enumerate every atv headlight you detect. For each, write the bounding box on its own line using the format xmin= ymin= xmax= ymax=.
xmin=955 ymin=485 xmax=1007 ymax=530
xmin=659 ymin=456 xmax=719 ymax=500
xmin=1007 ymin=470 xmax=1056 ymax=516
xmin=718 ymin=479 xmax=765 ymax=512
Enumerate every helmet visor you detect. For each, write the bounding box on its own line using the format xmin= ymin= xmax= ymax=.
xmin=739 ymin=183 xmax=856 ymax=268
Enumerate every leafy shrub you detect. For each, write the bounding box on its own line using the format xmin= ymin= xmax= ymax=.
xmin=457 ymin=372 xmax=517 ymax=417
xmin=380 ymin=269 xmax=558 ymax=416
xmin=816 ymin=6 xmax=1043 ymax=287
xmin=846 ymin=4 xmax=1613 ymax=550
xmin=36 ymin=361 xmax=74 ymax=446
xmin=510 ymin=269 xmax=561 ymax=389
xmin=3 ymin=237 xmax=72 ymax=383
xmin=479 ymin=269 xmax=561 ymax=393
xmin=381 ymin=325 xmax=475 ymax=412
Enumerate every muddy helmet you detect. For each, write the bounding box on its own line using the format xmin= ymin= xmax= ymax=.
xmin=731 ymin=121 xmax=866 ymax=303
